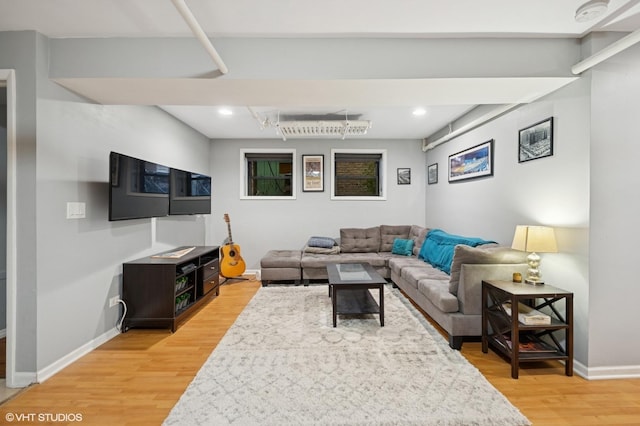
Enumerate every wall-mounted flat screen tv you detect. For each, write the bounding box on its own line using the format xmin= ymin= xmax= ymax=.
xmin=169 ymin=168 xmax=212 ymax=215
xmin=109 ymin=152 xmax=170 ymax=221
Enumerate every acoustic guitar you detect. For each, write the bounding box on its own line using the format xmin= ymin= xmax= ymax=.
xmin=220 ymin=213 xmax=246 ymax=278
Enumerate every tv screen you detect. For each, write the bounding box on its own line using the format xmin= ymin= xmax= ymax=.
xmin=109 ymin=152 xmax=170 ymax=221
xmin=169 ymin=168 xmax=212 ymax=215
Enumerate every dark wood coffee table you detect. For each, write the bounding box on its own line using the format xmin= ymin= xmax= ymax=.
xmin=326 ymin=263 xmax=386 ymax=327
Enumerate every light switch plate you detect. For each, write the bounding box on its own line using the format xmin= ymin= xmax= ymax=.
xmin=66 ymin=202 xmax=86 ymax=219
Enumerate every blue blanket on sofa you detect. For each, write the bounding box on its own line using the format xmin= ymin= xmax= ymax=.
xmin=418 ymin=229 xmax=495 ymax=274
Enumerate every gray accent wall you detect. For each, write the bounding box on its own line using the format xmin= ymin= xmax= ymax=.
xmin=426 ymin=37 xmax=640 ymax=376
xmin=208 ymin=138 xmax=426 ymax=270
xmin=425 ymin=78 xmax=591 ymax=366
xmin=1 ymin=31 xmax=212 ymax=378
xmin=589 ymin=36 xmax=640 ymax=370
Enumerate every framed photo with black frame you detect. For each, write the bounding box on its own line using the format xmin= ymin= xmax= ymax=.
xmin=448 ymin=139 xmax=494 ymax=183
xmin=518 ymin=117 xmax=554 ymax=163
xmin=302 ymin=154 xmax=324 ymax=192
xmin=397 ymin=168 xmax=411 ymax=185
xmin=427 ymin=163 xmax=438 ymax=185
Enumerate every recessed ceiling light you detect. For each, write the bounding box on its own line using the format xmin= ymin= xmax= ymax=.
xmin=218 ymin=108 xmax=233 ymax=116
xmin=412 ymin=108 xmax=427 ymax=116
xmin=575 ymin=0 xmax=609 ymax=23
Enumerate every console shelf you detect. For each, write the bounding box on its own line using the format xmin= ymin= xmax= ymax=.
xmin=122 ymin=246 xmax=220 ymax=332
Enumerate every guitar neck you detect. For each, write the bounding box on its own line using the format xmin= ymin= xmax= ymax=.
xmin=226 ymin=222 xmax=234 ymax=245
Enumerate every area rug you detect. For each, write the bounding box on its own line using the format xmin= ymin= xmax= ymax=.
xmin=164 ymin=285 xmax=530 ymax=426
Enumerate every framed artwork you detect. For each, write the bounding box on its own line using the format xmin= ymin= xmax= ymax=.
xmin=427 ymin=163 xmax=438 ymax=185
xmin=397 ymin=168 xmax=411 ymax=185
xmin=302 ymin=155 xmax=324 ymax=192
xmin=448 ymin=139 xmax=494 ymax=182
xmin=518 ymin=117 xmax=554 ymax=163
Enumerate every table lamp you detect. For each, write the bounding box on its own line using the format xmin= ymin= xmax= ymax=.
xmin=511 ymin=225 xmax=557 ymax=285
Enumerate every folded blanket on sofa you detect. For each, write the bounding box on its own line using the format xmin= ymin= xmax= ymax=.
xmin=303 ymin=245 xmax=341 ymax=254
xmin=418 ymin=229 xmax=495 ymax=274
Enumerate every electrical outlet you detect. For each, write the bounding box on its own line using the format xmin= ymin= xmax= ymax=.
xmin=109 ymin=296 xmax=120 ymax=308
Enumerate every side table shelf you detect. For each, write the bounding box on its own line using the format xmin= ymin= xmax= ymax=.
xmin=482 ymin=280 xmax=573 ymax=379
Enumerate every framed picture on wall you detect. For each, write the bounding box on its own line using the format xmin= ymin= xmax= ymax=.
xmin=302 ymin=155 xmax=324 ymax=192
xmin=397 ymin=168 xmax=411 ymax=185
xmin=448 ymin=139 xmax=494 ymax=182
xmin=427 ymin=163 xmax=438 ymax=184
xmin=518 ymin=117 xmax=554 ymax=163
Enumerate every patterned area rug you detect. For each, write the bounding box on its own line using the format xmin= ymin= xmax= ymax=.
xmin=164 ymin=285 xmax=530 ymax=426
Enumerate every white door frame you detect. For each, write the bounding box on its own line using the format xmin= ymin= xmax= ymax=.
xmin=1 ymin=69 xmax=17 ymax=387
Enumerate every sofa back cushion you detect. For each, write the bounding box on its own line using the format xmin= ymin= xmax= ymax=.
xmin=409 ymin=225 xmax=429 ymax=256
xmin=449 ymin=245 xmax=528 ymax=294
xmin=380 ymin=225 xmax=411 ymax=252
xmin=340 ymin=227 xmax=381 ymax=253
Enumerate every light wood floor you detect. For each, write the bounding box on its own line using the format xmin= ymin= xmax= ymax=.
xmin=1 ymin=279 xmax=639 ymax=425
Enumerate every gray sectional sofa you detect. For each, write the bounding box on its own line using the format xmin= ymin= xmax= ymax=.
xmin=260 ymin=225 xmax=527 ymax=349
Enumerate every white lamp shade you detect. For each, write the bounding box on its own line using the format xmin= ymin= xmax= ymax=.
xmin=511 ymin=225 xmax=558 ymax=253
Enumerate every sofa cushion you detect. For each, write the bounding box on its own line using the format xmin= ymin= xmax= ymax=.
xmin=417 ymin=279 xmax=459 ymax=313
xmin=340 ymin=227 xmax=381 ymax=253
xmin=418 ymin=229 xmax=495 ymax=274
xmin=409 ymin=225 xmax=429 ymax=256
xmin=380 ymin=225 xmax=412 ymax=252
xmin=301 ymin=252 xmax=386 ymax=268
xmin=260 ymin=250 xmax=302 ymax=268
xmin=400 ymin=265 xmax=449 ymax=290
xmin=388 ymin=256 xmax=426 ymax=275
xmin=391 ymin=238 xmax=414 ymax=256
xmin=449 ymin=245 xmax=528 ymax=294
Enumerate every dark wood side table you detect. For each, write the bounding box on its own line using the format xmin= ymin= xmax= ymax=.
xmin=482 ymin=280 xmax=573 ymax=379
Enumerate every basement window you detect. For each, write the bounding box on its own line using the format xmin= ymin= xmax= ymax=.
xmin=331 ymin=149 xmax=387 ymax=200
xmin=240 ymin=149 xmax=296 ymax=199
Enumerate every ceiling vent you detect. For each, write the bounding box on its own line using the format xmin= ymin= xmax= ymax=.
xmin=276 ymin=120 xmax=372 ymax=139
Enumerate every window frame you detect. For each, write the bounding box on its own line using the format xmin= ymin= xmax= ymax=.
xmin=240 ymin=148 xmax=297 ymax=200
xmin=330 ymin=148 xmax=387 ymax=201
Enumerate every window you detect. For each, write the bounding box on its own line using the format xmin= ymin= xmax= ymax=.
xmin=331 ymin=149 xmax=387 ymax=200
xmin=240 ymin=149 xmax=296 ymax=199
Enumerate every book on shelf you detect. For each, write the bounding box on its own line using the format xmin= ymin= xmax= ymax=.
xmin=152 ymin=246 xmax=196 ymax=259
xmin=501 ymin=301 xmax=551 ymax=325
xmin=498 ymin=334 xmax=558 ymax=353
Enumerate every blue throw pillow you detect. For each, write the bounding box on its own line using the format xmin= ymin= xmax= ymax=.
xmin=392 ymin=238 xmax=414 ymax=256
xmin=418 ymin=229 xmax=495 ymax=274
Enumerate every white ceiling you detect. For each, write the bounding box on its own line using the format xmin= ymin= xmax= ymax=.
xmin=2 ymin=0 xmax=640 ymax=140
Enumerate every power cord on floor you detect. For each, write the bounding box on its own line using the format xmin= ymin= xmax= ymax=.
xmin=116 ymin=299 xmax=128 ymax=332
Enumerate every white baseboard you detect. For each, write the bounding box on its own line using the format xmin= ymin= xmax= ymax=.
xmin=580 ymin=362 xmax=640 ymax=380
xmin=7 ymin=371 xmax=37 ymax=389
xmin=245 ymin=269 xmax=260 ymax=279
xmin=0 ymin=328 xmax=6 ymax=339
xmin=37 ymin=327 xmax=121 ymax=383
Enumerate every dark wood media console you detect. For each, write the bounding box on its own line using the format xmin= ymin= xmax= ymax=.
xmin=122 ymin=246 xmax=220 ymax=332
